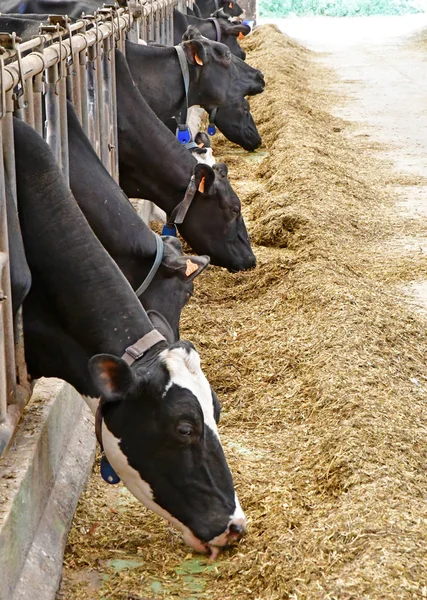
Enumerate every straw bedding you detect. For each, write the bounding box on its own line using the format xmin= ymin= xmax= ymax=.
xmin=58 ymin=25 xmax=427 ymax=599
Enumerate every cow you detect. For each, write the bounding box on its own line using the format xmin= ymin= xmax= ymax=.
xmin=13 ymin=115 xmax=246 ymax=558
xmin=195 ymin=0 xmax=243 ymax=18
xmin=66 ymin=101 xmax=210 ymax=341
xmin=115 ymin=48 xmax=257 ymax=271
xmin=124 ymin=33 xmax=264 ymax=123
xmin=174 ymin=9 xmax=250 ymax=60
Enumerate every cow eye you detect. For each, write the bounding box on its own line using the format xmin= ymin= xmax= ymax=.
xmin=176 ymin=421 xmax=194 ymax=437
xmin=231 ymin=206 xmax=240 ymax=217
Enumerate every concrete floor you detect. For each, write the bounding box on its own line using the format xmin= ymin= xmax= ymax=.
xmin=260 ymin=14 xmax=427 ymax=311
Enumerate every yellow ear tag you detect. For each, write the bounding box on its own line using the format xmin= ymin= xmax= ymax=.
xmin=195 ymin=53 xmax=204 ymax=66
xmin=198 ymin=176 xmax=206 ymax=193
xmin=238 ymin=32 xmax=245 ymax=40
xmin=185 ymin=259 xmax=199 ymax=277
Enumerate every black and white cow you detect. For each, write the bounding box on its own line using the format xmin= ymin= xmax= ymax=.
xmin=115 ymin=49 xmax=257 ymax=271
xmin=174 ymin=10 xmax=250 ymax=60
xmin=14 ymin=116 xmax=246 ymax=557
xmin=66 ymin=101 xmax=209 ymax=341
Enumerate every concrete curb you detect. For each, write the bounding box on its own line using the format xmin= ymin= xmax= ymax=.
xmin=0 ymin=378 xmax=96 ymax=600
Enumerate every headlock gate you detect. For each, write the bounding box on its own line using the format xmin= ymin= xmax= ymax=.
xmin=0 ymin=0 xmax=181 ymax=457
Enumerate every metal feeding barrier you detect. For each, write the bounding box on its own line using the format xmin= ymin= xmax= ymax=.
xmin=0 ymin=0 xmax=181 ymax=458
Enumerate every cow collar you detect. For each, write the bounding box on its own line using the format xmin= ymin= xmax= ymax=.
xmin=207 ymin=17 xmax=222 ymax=42
xmin=95 ymin=329 xmax=166 ymax=484
xmin=134 ymin=233 xmax=164 ymax=297
xmin=174 ymin=45 xmax=191 ymax=144
xmin=162 ymin=174 xmax=198 ymax=237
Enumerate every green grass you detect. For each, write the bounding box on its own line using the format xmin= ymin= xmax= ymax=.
xmin=259 ymin=0 xmax=427 ymax=17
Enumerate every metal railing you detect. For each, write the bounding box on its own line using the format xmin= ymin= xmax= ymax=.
xmin=0 ymin=0 xmax=178 ymax=457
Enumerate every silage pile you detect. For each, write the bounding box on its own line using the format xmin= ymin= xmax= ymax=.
xmin=59 ymin=25 xmax=427 ymax=600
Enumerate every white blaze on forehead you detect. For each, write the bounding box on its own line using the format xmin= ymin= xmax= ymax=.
xmin=160 ymin=346 xmax=220 ymax=438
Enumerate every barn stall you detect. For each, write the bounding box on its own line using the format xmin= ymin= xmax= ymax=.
xmin=57 ymin=24 xmax=427 ymax=600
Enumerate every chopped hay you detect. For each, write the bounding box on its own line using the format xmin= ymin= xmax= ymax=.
xmin=58 ymin=25 xmax=427 ymax=600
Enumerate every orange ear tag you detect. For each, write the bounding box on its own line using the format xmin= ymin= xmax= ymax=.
xmin=185 ymin=259 xmax=199 ymax=277
xmin=194 ymin=53 xmax=204 ymax=66
xmin=238 ymin=32 xmax=245 ymax=40
xmin=229 ymin=2 xmax=233 ymax=6
xmin=198 ymin=176 xmax=206 ymax=193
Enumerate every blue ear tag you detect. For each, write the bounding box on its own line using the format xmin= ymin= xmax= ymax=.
xmin=162 ymin=223 xmax=177 ymax=236
xmin=176 ymin=127 xmax=191 ymax=144
xmin=100 ymin=453 xmax=121 ymax=484
xmin=207 ymin=124 xmax=216 ymax=136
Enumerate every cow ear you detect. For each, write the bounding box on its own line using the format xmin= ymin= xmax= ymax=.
xmin=213 ymin=162 xmax=228 ymax=178
xmin=89 ymin=354 xmax=134 ymax=402
xmin=182 ymin=36 xmax=207 ymax=66
xmin=147 ymin=310 xmax=176 ymax=343
xmin=193 ymin=163 xmax=215 ymax=194
xmin=163 ymin=252 xmax=210 ymax=280
xmin=228 ymin=24 xmax=251 ymax=37
xmin=182 ymin=25 xmax=203 ymax=41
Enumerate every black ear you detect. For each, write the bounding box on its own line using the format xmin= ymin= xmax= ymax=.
xmin=182 ymin=25 xmax=203 ymax=41
xmin=147 ymin=310 xmax=176 ymax=343
xmin=213 ymin=162 xmax=228 ymax=178
xmin=182 ymin=34 xmax=207 ymax=66
xmin=193 ymin=163 xmax=215 ymax=194
xmin=194 ymin=131 xmax=211 ymax=148
xmin=163 ymin=252 xmax=210 ymax=280
xmin=227 ymin=23 xmax=250 ymax=37
xmin=88 ymin=354 xmax=134 ymax=402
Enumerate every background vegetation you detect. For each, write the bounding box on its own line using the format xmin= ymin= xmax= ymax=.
xmin=259 ymin=0 xmax=427 ymax=17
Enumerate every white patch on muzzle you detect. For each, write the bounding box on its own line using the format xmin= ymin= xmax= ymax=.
xmin=190 ymin=146 xmax=216 ymax=167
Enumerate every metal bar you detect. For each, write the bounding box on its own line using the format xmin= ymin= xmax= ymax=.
xmin=0 ymin=105 xmax=17 ymax=411
xmin=33 ymin=71 xmax=43 ymax=137
xmin=96 ymin=40 xmax=108 ymax=169
xmin=23 ymin=78 xmax=35 ymax=128
xmin=58 ymin=62 xmax=69 ymax=183
xmin=79 ymin=49 xmax=89 ymax=137
xmin=45 ymin=62 xmax=62 ymax=169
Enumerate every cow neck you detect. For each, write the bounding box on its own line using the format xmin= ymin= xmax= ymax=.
xmin=66 ymin=101 xmax=159 ymax=292
xmin=116 ymin=49 xmax=197 ymax=214
xmin=125 ymin=41 xmax=189 ymax=123
xmin=14 ymin=117 xmax=159 ymax=358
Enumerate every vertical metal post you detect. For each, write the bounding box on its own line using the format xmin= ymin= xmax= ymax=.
xmin=33 ymin=71 xmax=43 ymax=137
xmin=45 ymin=63 xmax=62 ymax=169
xmin=58 ymin=60 xmax=69 ymax=183
xmin=1 ymin=94 xmax=17 ymax=410
xmin=79 ymin=49 xmax=89 ymax=137
xmin=87 ymin=40 xmax=101 ymax=156
xmin=23 ymin=78 xmax=35 ymax=128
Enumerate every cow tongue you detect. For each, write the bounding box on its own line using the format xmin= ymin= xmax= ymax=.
xmin=207 ymin=545 xmax=221 ymax=561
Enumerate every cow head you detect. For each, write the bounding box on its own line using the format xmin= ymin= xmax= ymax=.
xmin=182 ymin=27 xmax=264 ymax=110
xmin=176 ymin=162 xmax=256 ymax=271
xmin=213 ymin=98 xmax=262 ymax=151
xmin=139 ymin=236 xmax=210 ymax=341
xmin=89 ymin=340 xmax=246 ymax=557
xmin=210 ymin=12 xmax=251 ymax=59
